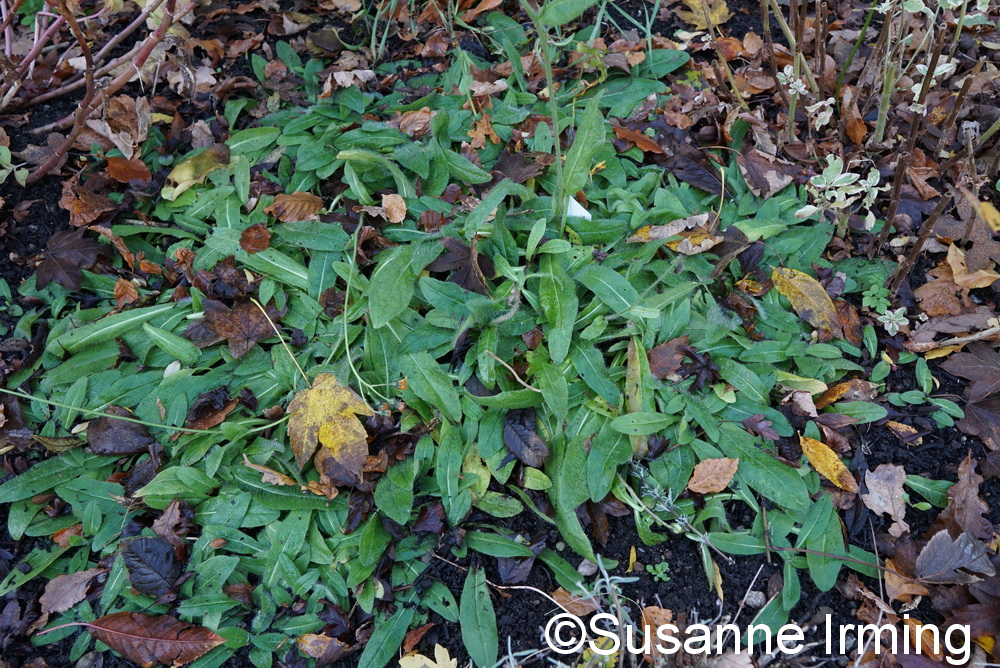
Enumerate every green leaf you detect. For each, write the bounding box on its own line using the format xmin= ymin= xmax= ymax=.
xmin=142 ymin=323 xmax=201 ymax=365
xmin=369 ymin=245 xmax=416 ymax=328
xmin=826 ymin=401 xmax=887 ymax=423
xmin=537 ymin=0 xmax=599 ymax=26
xmin=465 ymin=532 xmax=534 ymax=558
xmin=0 ymin=450 xmax=100 ymax=503
xmin=460 ymin=567 xmax=498 ymax=668
xmin=357 ymin=606 xmax=415 ymax=668
xmin=227 ymin=126 xmax=280 ymax=154
xmin=51 ymin=303 xmax=177 ymax=354
xmin=904 ymin=475 xmax=952 ymax=507
xmin=570 ymin=343 xmax=619 ymax=404
xmin=539 ymin=255 xmax=577 ymax=365
xmin=436 ymin=420 xmax=472 ymax=525
xmin=587 ymin=428 xmax=630 ymax=501
xmin=719 ymin=423 xmax=809 ymax=511
xmin=402 ymin=352 xmax=462 ymax=422
xmin=716 ymin=359 xmax=773 ymax=404
xmin=562 ymin=94 xmax=606 ymax=195
xmin=576 ymin=264 xmax=639 ymax=314
xmin=610 ymin=412 xmax=674 ymax=436
xmin=797 ymin=495 xmax=843 ymax=591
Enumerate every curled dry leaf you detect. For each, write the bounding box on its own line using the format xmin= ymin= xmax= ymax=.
xmin=628 ymin=214 xmax=708 ymax=243
xmin=799 ymin=434 xmax=858 ymax=492
xmin=264 ymin=191 xmax=324 ymax=222
xmin=239 ymin=223 xmax=272 ymax=253
xmin=50 ymin=612 xmax=225 ymax=668
xmin=687 ymin=457 xmax=739 ymax=494
xmin=286 ymin=373 xmax=374 ymax=477
xmin=59 ymin=178 xmax=117 ymax=227
xmin=243 ymin=455 xmax=338 ymax=500
xmin=915 ymin=530 xmax=995 ymax=585
xmin=39 ymin=568 xmax=107 ymax=619
xmin=861 ymin=464 xmax=910 ymax=537
xmin=502 ymin=408 xmax=550 ymax=468
xmin=552 ymin=586 xmax=597 ymax=616
xmin=946 ymin=243 xmax=1000 ymax=289
xmin=382 ymin=193 xmax=407 ymax=224
xmin=162 ymin=144 xmax=231 ymax=201
xmin=814 ymin=378 xmax=878 ymax=409
xmin=936 ymin=452 xmax=993 ymax=540
xmin=297 ymin=634 xmax=351 ymax=662
xmin=114 ymin=278 xmax=139 ymax=307
xmin=772 ymin=267 xmax=842 ymax=340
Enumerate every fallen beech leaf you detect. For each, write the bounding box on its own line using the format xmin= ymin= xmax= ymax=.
xmin=239 ymin=223 xmax=271 ymax=253
xmin=885 ymin=556 xmax=930 ymax=602
xmin=861 ymin=464 xmax=909 ymax=537
xmin=666 ymin=228 xmax=723 ymax=255
xmin=161 ymin=144 xmax=230 ymax=201
xmin=402 ymin=623 xmax=436 ymax=654
xmin=642 ymin=606 xmax=674 ymax=663
xmin=52 ymin=524 xmax=83 ymax=548
xmin=772 ymin=267 xmax=842 ymax=340
xmin=49 ymin=612 xmax=225 ymax=667
xmin=394 ymin=107 xmax=434 ymax=138
xmin=35 ymin=228 xmax=111 ymax=290
xmin=59 ymin=178 xmax=117 ymax=227
xmin=687 ymin=457 xmax=739 ymax=494
xmin=552 ymin=587 xmax=597 ymax=616
xmin=800 ymin=434 xmax=858 ymax=492
xmin=648 ymin=335 xmax=690 ymax=380
xmin=106 ymin=156 xmax=152 ymax=184
xmin=677 ymin=0 xmax=732 ymax=30
xmin=40 ymin=568 xmax=107 ymax=619
xmin=287 ymin=373 xmax=373 ymax=478
xmin=114 ymin=278 xmax=139 ymax=307
xmin=886 ymin=420 xmax=922 ymax=445
xmin=913 ymin=263 xmax=971 ymax=317
xmin=89 ymin=405 xmax=157 ymax=455
xmin=264 ymin=191 xmax=324 ymax=222
xmin=382 ymin=193 xmax=407 ymax=224
xmin=612 ymin=126 xmax=664 ymax=154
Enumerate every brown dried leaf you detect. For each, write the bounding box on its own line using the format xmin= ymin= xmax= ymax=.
xmin=106 ymin=156 xmax=152 ymax=184
xmin=40 ymin=568 xmax=107 ymax=618
xmin=77 ymin=612 xmax=224 ymax=668
xmin=612 ymin=125 xmax=664 ymax=154
xmin=382 ymin=194 xmax=407 ymax=224
xmin=552 ymin=587 xmax=597 ymax=616
xmin=264 ymin=191 xmax=324 ymax=222
xmin=239 ymin=223 xmax=272 ymax=253
xmin=946 ymin=243 xmax=1000 ymax=289
xmin=186 ymin=299 xmax=284 ymax=359
xmin=940 ymin=343 xmax=1000 ymax=402
xmin=861 ymin=464 xmax=909 ymax=537
xmin=89 ymin=405 xmax=157 ymax=456
xmin=59 ymin=178 xmax=117 ymax=227
xmin=936 ymin=452 xmax=993 ymax=540
xmin=35 ymin=228 xmax=110 ymax=290
xmin=687 ymin=457 xmax=739 ymax=494
xmin=648 ymin=335 xmax=690 ymax=380
xmin=114 ymin=278 xmax=139 ymax=307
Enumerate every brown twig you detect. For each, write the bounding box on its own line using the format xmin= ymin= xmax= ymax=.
xmin=816 ymin=0 xmax=827 ymax=100
xmin=760 ymin=0 xmax=790 ymax=112
xmin=933 ymin=57 xmax=984 ymax=158
xmin=886 ymin=191 xmax=953 ymax=295
xmin=29 ymin=0 xmax=188 ymax=134
xmin=24 ymin=0 xmax=95 ymax=185
xmin=872 ymin=30 xmax=946 ymax=253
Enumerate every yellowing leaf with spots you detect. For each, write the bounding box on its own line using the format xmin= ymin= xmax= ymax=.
xmin=800 ymin=434 xmax=858 ymax=493
xmin=287 ymin=374 xmax=373 ymax=481
xmin=677 ymin=0 xmax=732 ymax=30
xmin=772 ymin=267 xmax=842 ymax=340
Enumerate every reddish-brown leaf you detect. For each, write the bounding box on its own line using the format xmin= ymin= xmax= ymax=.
xmin=106 ymin=156 xmax=152 ymax=184
xmin=264 ymin=191 xmax=323 ymax=222
xmin=114 ymin=278 xmax=139 ymax=307
xmin=59 ymin=178 xmax=117 ymax=227
xmin=940 ymin=343 xmax=1000 ymax=403
xmin=66 ymin=612 xmax=225 ymax=668
xmin=612 ymin=126 xmax=664 ymax=154
xmin=648 ymin=336 xmax=689 ymax=379
xmin=421 ymin=32 xmax=449 ymax=57
xmin=239 ymin=223 xmax=271 ymax=253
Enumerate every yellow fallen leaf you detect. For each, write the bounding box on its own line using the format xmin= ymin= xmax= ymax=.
xmin=399 ymin=645 xmax=457 ymax=668
xmin=677 ymin=0 xmax=732 ymax=30
xmin=287 ymin=374 xmax=373 ymax=481
xmin=665 ymin=228 xmax=724 ymax=255
xmin=627 ymin=213 xmax=709 ymax=243
xmin=959 ymin=186 xmax=1000 ymax=232
xmin=772 ymin=267 xmax=842 ymax=339
xmin=946 ymin=243 xmax=1000 ymax=289
xmin=627 ymin=545 xmax=637 ymax=573
xmin=161 ymin=143 xmax=230 ymax=201
xmin=800 ymin=434 xmax=859 ymax=492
